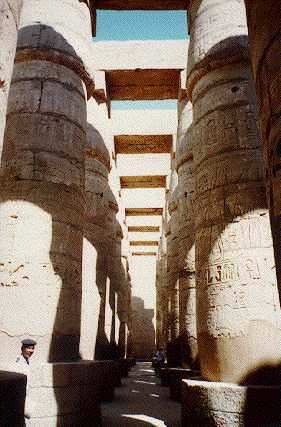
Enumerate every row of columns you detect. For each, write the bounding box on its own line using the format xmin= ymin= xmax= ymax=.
xmin=156 ymin=0 xmax=281 ymax=425
xmin=0 ymin=1 xmax=134 ymax=424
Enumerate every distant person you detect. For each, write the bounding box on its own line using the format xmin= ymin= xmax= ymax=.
xmin=16 ymin=338 xmax=37 ymax=420
xmin=155 ymin=347 xmax=165 ymax=365
xmin=153 ymin=347 xmax=165 ymax=376
xmin=16 ymin=339 xmax=37 ymax=373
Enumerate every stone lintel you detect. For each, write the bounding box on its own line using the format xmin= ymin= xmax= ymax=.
xmin=115 ymin=134 xmax=172 ymax=154
xmin=125 ymin=208 xmax=163 ymax=216
xmin=130 ymin=241 xmax=159 ymax=246
xmin=94 ymin=1 xmax=187 ymax=10
xmin=132 ymin=252 xmax=157 ymax=256
xmin=106 ymin=69 xmax=180 ymax=100
xmin=128 ymin=226 xmax=160 ymax=232
xmin=120 ymin=175 xmax=166 ymax=188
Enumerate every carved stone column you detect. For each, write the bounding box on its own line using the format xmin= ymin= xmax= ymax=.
xmin=0 ymin=0 xmax=95 ymax=363
xmin=0 ymin=1 xmax=22 ymax=150
xmin=245 ymin=1 xmax=281 ymax=294
xmin=176 ymin=99 xmax=198 ymax=369
xmin=168 ymin=186 xmax=180 ymax=343
xmin=187 ymin=0 xmax=281 ymax=384
xmin=182 ymin=1 xmax=281 ymax=425
xmin=0 ymin=1 xmax=105 ymax=424
xmin=81 ymin=122 xmax=111 ymax=360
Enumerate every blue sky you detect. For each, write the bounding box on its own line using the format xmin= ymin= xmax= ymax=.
xmin=95 ymin=11 xmax=188 ymax=41
xmin=95 ymin=11 xmax=188 ymax=110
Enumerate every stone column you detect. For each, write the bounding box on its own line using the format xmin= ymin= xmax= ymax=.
xmin=0 ymin=1 xmax=22 ymax=150
xmin=0 ymin=0 xmax=95 ymax=363
xmin=244 ymin=1 xmax=281 ymax=294
xmin=181 ymin=2 xmax=281 ymax=424
xmin=157 ymin=222 xmax=169 ymax=348
xmin=0 ymin=1 xmax=106 ymax=424
xmin=186 ymin=0 xmax=281 ymax=384
xmin=81 ymin=122 xmax=111 ymax=360
xmin=176 ymin=99 xmax=198 ymax=369
xmin=168 ymin=187 xmax=180 ymax=343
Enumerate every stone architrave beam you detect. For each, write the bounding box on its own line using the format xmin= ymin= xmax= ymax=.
xmin=130 ymin=241 xmax=159 ymax=246
xmin=120 ymin=175 xmax=166 ymax=189
xmin=92 ymin=40 xmax=188 ymax=102
xmin=115 ymin=135 xmax=172 ymax=154
xmin=93 ymin=40 xmax=187 ymax=71
xmin=93 ymin=1 xmax=187 ymax=10
xmin=132 ymin=252 xmax=157 ymax=256
xmin=106 ymin=69 xmax=180 ymax=101
xmin=128 ymin=226 xmax=160 ymax=232
xmin=125 ymin=208 xmax=163 ymax=216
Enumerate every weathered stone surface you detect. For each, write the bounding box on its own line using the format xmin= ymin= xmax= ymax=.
xmin=17 ymin=0 xmax=95 ymax=96
xmin=0 ymin=370 xmax=26 ymax=426
xmin=245 ymin=0 xmax=281 ymax=295
xmin=182 ymin=378 xmax=281 ymax=427
xmin=94 ymin=1 xmax=187 ymax=10
xmin=80 ymin=119 xmax=111 ymax=360
xmin=0 ymin=0 xmax=22 ymax=152
xmin=25 ymin=362 xmax=102 ymax=426
xmin=176 ymin=99 xmax=198 ymax=368
xmin=186 ymin=0 xmax=249 ymax=101
xmin=167 ymin=182 xmax=179 ymax=342
xmin=0 ymin=0 xmax=93 ymax=365
xmin=187 ymin=0 xmax=281 ymax=383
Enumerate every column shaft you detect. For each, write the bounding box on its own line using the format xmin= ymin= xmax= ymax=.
xmin=0 ymin=0 xmax=93 ymax=362
xmin=0 ymin=1 xmax=22 ymax=148
xmin=245 ymin=1 xmax=281 ymax=293
xmin=187 ymin=0 xmax=281 ymax=383
xmin=176 ymin=99 xmax=198 ymax=368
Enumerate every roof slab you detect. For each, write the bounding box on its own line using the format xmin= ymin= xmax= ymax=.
xmin=106 ymin=69 xmax=180 ymax=100
xmin=93 ymin=40 xmax=187 ymax=71
xmin=120 ymin=175 xmax=166 ymax=189
xmin=92 ymin=41 xmax=188 ymax=101
xmin=115 ymin=135 xmax=172 ymax=154
xmin=93 ymin=1 xmax=187 ymax=10
xmin=130 ymin=241 xmax=159 ymax=246
xmin=132 ymin=252 xmax=157 ymax=256
xmin=128 ymin=226 xmax=160 ymax=232
xmin=111 ymin=109 xmax=178 ymax=135
xmin=126 ymin=208 xmax=163 ymax=216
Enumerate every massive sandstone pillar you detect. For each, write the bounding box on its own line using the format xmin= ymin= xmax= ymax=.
xmin=181 ymin=2 xmax=281 ymax=425
xmin=168 ymin=186 xmax=180 ymax=344
xmin=0 ymin=1 xmax=22 ymax=150
xmin=176 ymin=99 xmax=198 ymax=369
xmin=244 ymin=1 xmax=281 ymax=293
xmin=186 ymin=0 xmax=281 ymax=384
xmin=156 ymin=223 xmax=169 ymax=348
xmin=0 ymin=0 xmax=94 ymax=363
xmin=81 ymin=122 xmax=111 ymax=360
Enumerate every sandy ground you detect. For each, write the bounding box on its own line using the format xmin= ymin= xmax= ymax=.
xmin=101 ymin=362 xmax=181 ymax=427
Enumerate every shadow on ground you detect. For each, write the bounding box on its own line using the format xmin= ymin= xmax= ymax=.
xmin=102 ymin=362 xmax=181 ymax=427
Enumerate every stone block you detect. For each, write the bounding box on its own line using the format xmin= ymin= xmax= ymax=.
xmin=167 ymin=368 xmax=200 ymax=401
xmin=181 ymin=379 xmax=281 ymax=427
xmin=25 ymin=362 xmax=102 ymax=426
xmin=0 ymin=371 xmax=26 ymax=426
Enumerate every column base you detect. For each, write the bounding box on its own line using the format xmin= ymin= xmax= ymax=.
xmin=26 ymin=361 xmax=103 ymax=427
xmin=182 ymin=379 xmax=281 ymax=427
xmin=0 ymin=371 xmax=26 ymax=426
xmin=166 ymin=368 xmax=200 ymax=400
xmin=159 ymin=365 xmax=169 ymax=387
